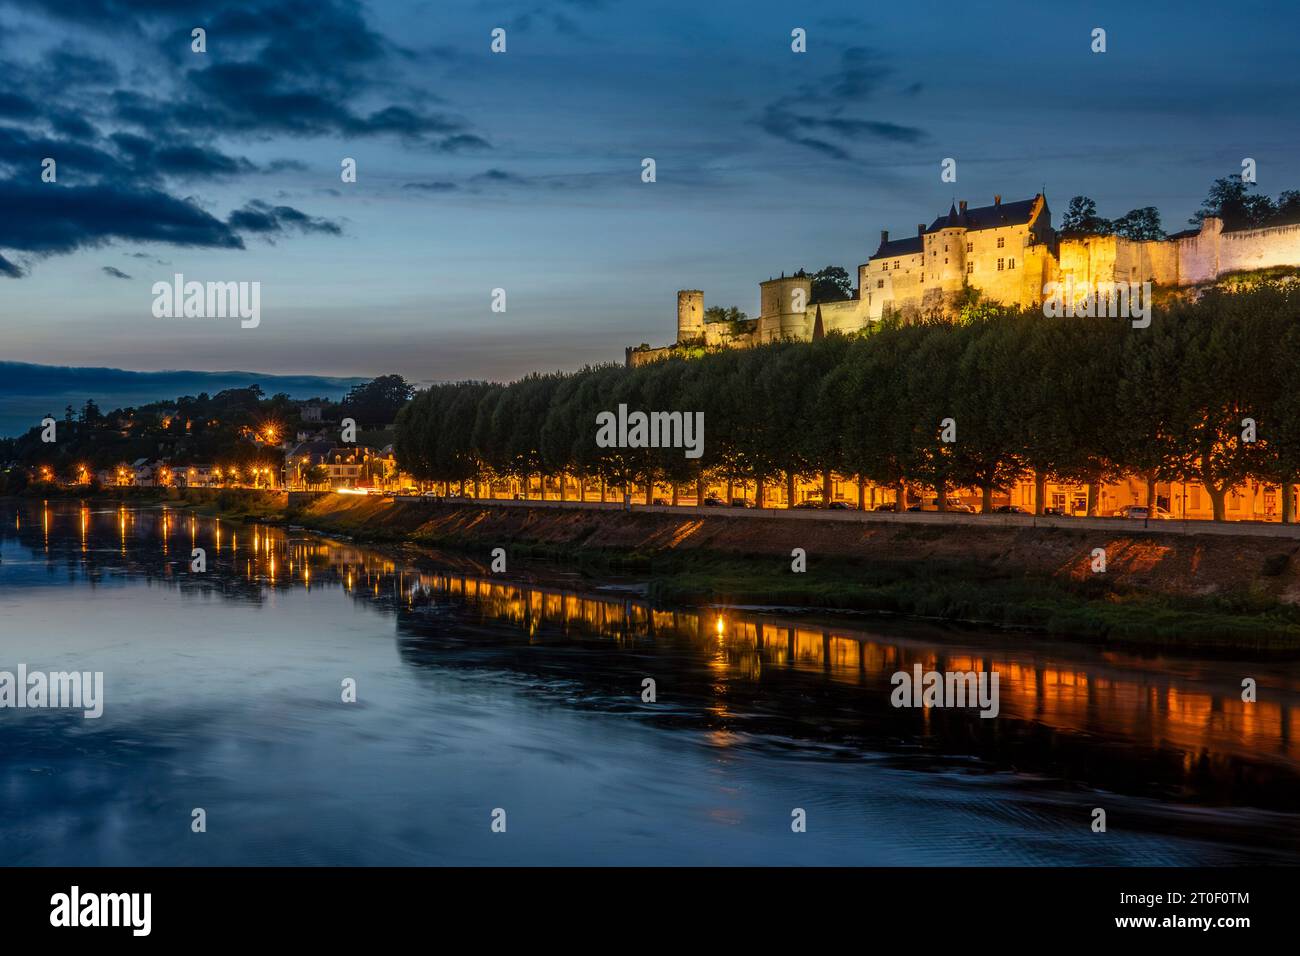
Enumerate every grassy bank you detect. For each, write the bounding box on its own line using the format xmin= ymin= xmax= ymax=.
xmin=53 ymin=488 xmax=1300 ymax=652
xmin=461 ymin=541 xmax=1300 ymax=652
xmin=272 ymin=494 xmax=1300 ymax=652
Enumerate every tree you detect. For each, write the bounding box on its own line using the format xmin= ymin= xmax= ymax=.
xmin=1060 ymin=196 xmax=1110 ymax=236
xmin=1254 ymin=285 xmax=1300 ymax=520
xmin=341 ymin=374 xmax=415 ymax=426
xmin=1274 ymin=190 xmax=1300 ymax=226
xmin=703 ymin=306 xmax=747 ymax=324
xmin=1146 ymin=290 xmax=1268 ymax=520
xmin=810 ymin=266 xmax=853 ymax=304
xmin=948 ymin=315 xmax=1028 ymax=511
xmin=1111 ymin=206 xmax=1165 ymax=241
xmin=1190 ymin=176 xmax=1276 ymax=231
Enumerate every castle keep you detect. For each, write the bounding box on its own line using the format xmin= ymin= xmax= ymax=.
xmin=629 ymin=193 xmax=1300 ymax=364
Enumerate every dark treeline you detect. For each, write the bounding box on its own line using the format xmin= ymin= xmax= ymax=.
xmin=395 ymin=283 xmax=1300 ymax=521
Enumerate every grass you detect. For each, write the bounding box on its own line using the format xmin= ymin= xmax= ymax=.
xmin=64 ymin=488 xmax=1300 ymax=652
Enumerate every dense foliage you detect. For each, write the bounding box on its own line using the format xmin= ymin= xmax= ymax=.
xmin=395 ymin=283 xmax=1300 ymax=520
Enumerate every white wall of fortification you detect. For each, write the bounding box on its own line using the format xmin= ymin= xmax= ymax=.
xmin=1175 ymin=218 xmax=1221 ymax=285
xmin=816 ymin=297 xmax=872 ymax=334
xmin=1116 ymin=237 xmax=1180 ymax=286
xmin=1216 ymin=222 xmax=1300 ymax=276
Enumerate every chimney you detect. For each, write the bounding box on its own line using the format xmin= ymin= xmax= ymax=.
xmin=880 ymin=229 xmax=889 ymax=245
xmin=994 ymin=194 xmax=1002 ymax=207
xmin=959 ymin=200 xmax=968 ymax=214
xmin=917 ymin=223 xmax=925 ymax=238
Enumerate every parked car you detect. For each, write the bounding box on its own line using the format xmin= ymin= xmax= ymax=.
xmin=792 ymin=500 xmax=821 ymax=510
xmin=729 ymin=498 xmax=751 ymax=508
xmin=1113 ymin=505 xmax=1172 ymax=520
xmin=827 ymin=500 xmax=853 ymax=510
xmin=1043 ymin=506 xmax=1067 ymax=516
xmin=874 ymin=502 xmax=900 ymax=512
xmin=906 ymin=503 xmax=924 ymax=512
xmin=652 ymin=497 xmax=669 ymax=506
xmin=924 ymin=497 xmax=975 ymax=513
xmin=701 ymin=495 xmax=725 ymax=507
xmin=993 ymin=504 xmax=1027 ymax=514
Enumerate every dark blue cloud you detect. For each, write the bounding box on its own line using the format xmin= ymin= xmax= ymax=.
xmin=0 ymin=178 xmax=244 ymax=260
xmin=403 ymin=181 xmax=459 ymax=192
xmin=0 ymin=0 xmax=479 ymax=275
xmin=226 ymin=200 xmax=342 ymax=237
xmin=757 ymin=45 xmax=927 ymax=160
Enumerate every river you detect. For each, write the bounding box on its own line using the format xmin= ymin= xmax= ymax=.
xmin=1 ymin=499 xmax=1297 ymax=865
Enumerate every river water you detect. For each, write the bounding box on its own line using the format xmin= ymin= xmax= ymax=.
xmin=1 ymin=499 xmax=1297 ymax=865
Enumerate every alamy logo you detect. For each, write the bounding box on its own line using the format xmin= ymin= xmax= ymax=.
xmin=50 ymin=886 xmax=151 ymax=936
xmin=0 ymin=664 xmax=104 ymax=718
xmin=1042 ymin=278 xmax=1151 ymax=328
xmin=890 ymin=664 xmax=1000 ymax=718
xmin=595 ymin=404 xmax=704 ymax=459
xmin=152 ymin=273 xmax=261 ymax=329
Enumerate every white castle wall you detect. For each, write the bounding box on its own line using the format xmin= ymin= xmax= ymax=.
xmin=1216 ymin=221 xmax=1300 ymax=277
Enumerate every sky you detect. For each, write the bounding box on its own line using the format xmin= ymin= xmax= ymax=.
xmin=2 ymin=0 xmax=1299 ymax=387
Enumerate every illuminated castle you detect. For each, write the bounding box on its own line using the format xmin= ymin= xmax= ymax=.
xmin=629 ymin=193 xmax=1300 ymax=364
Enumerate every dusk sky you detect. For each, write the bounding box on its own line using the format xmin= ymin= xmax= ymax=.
xmin=2 ymin=0 xmax=1298 ymax=385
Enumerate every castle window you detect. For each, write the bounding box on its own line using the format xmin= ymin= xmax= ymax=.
xmin=967 ymin=262 xmax=974 ymax=274
xmin=997 ymin=258 xmax=1005 ymax=271
xmin=967 ymin=242 xmax=973 ymax=252
xmin=944 ymin=244 xmax=948 ymax=253
xmin=877 ymin=279 xmax=884 ymax=288
xmin=1008 ymin=258 xmax=1016 ymax=270
xmin=944 ymin=258 xmax=948 ymax=264
xmin=997 ymin=237 xmax=1005 ymax=248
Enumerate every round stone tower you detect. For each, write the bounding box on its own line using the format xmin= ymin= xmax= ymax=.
xmin=676 ymin=290 xmax=704 ymax=343
xmin=758 ymin=275 xmax=812 ymax=342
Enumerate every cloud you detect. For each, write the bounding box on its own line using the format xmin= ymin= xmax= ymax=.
xmin=0 ymin=178 xmax=244 ymax=258
xmin=5 ymin=0 xmax=487 ymax=151
xmin=0 ymin=0 xmax=484 ymax=275
xmin=0 ymin=91 xmax=39 ymax=120
xmin=101 ymin=265 xmax=131 ymax=279
xmin=108 ymin=132 xmax=259 ymax=180
xmin=470 ymin=168 xmax=530 ymax=186
xmin=505 ymin=0 xmax=611 ymax=38
xmin=756 ymin=46 xmax=927 ymax=161
xmin=125 ymin=251 xmax=169 ymax=264
xmin=226 ymin=199 xmax=342 ymax=237
xmin=403 ymin=181 xmax=459 ymax=193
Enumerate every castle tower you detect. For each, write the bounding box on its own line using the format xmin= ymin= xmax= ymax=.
xmin=758 ymin=274 xmax=812 ymax=342
xmin=676 ymin=290 xmax=704 ymax=343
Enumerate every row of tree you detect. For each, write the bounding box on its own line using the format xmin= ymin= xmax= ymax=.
xmin=1061 ymin=176 xmax=1300 ymax=240
xmin=395 ymin=282 xmax=1300 ymax=521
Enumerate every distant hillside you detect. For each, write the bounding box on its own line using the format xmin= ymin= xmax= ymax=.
xmin=0 ymin=362 xmax=366 ymax=437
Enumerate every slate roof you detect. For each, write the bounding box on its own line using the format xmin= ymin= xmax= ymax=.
xmin=874 ymin=235 xmax=923 ymax=258
xmin=871 ymin=195 xmax=1043 ymax=259
xmin=928 ymin=197 xmax=1039 ymax=232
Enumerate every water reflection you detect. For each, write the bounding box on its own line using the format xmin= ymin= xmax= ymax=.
xmin=3 ymin=499 xmax=1298 ymax=865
